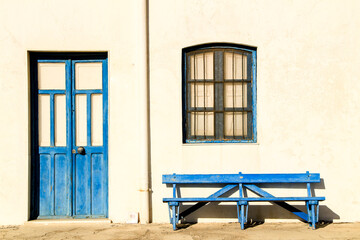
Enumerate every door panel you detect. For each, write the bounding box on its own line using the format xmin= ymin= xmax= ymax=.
xmin=92 ymin=154 xmax=106 ymax=215
xmin=75 ymin=154 xmax=91 ymax=216
xmin=39 ymin=154 xmax=53 ymax=216
xmin=54 ymin=153 xmax=71 ymax=216
xmin=72 ymin=60 xmax=107 ymax=217
xmin=38 ymin=60 xmax=71 ymax=218
xmin=34 ymin=57 xmax=108 ymax=219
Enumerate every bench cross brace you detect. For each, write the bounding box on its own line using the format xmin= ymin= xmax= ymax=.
xmin=179 ymin=184 xmax=238 ymax=220
xmin=245 ymin=184 xmax=319 ymax=229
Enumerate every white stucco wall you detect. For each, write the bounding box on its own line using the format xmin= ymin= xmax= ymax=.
xmin=0 ymin=0 xmax=145 ymax=225
xmin=0 ymin=0 xmax=359 ymax=226
xmin=149 ymin=0 xmax=360 ymax=223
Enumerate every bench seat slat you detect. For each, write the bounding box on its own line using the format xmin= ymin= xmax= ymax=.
xmin=163 ymin=173 xmax=321 ymax=184
xmin=163 ymin=197 xmax=325 ymax=202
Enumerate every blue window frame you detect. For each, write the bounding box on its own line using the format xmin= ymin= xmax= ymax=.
xmin=182 ymin=44 xmax=257 ymax=143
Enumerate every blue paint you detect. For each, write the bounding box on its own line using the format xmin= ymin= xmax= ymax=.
xmin=163 ymin=172 xmax=325 ymax=230
xmin=33 ymin=55 xmax=108 ymax=219
xmin=163 ymin=173 xmax=322 ymax=184
xmin=39 ymin=147 xmax=67 ymax=154
xmin=92 ymin=154 xmax=106 ymax=215
xmin=75 ymin=153 xmax=91 ymax=215
xmin=39 ymin=154 xmax=53 ymax=216
xmin=54 ymin=154 xmax=71 ymax=216
xmin=71 ymin=59 xmax=108 ymax=218
xmin=102 ymin=59 xmax=109 ymax=217
xmin=38 ymin=60 xmax=69 ymax=63
xmin=50 ymin=94 xmax=55 ymax=147
xmin=87 ymin=93 xmax=92 ymax=146
xmin=74 ymin=89 xmax=102 ymax=94
xmin=252 ymin=51 xmax=257 ymax=142
xmin=163 ymin=197 xmax=325 ymax=202
xmin=38 ymin=90 xmax=66 ymax=94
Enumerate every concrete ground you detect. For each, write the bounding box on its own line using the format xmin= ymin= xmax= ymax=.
xmin=1 ymin=222 xmax=360 ymax=240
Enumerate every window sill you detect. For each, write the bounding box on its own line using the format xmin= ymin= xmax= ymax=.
xmin=183 ymin=140 xmax=259 ymax=146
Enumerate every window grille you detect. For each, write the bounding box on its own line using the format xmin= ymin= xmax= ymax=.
xmin=183 ymin=45 xmax=256 ymax=143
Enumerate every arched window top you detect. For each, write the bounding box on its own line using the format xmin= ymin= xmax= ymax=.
xmin=182 ymin=43 xmax=257 ymax=54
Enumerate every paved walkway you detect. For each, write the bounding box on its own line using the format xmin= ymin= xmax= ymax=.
xmin=1 ymin=222 xmax=360 ymax=240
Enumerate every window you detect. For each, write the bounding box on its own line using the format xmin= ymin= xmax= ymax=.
xmin=183 ymin=44 xmax=256 ymax=143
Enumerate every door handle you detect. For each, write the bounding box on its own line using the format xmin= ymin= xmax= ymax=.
xmin=77 ymin=147 xmax=86 ymax=155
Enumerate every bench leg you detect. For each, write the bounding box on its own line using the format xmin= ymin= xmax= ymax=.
xmin=237 ymin=201 xmax=248 ymax=230
xmin=311 ymin=204 xmax=316 ymax=230
xmin=317 ymin=202 xmax=320 ymax=223
xmin=168 ymin=202 xmax=180 ymax=230
xmin=306 ymin=201 xmax=310 ymax=223
xmin=307 ymin=201 xmax=319 ymax=230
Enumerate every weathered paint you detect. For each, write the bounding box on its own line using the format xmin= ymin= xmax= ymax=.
xmin=163 ymin=172 xmax=324 ymax=230
xmin=32 ymin=55 xmax=108 ymax=219
xmin=163 ymin=173 xmax=321 ymax=183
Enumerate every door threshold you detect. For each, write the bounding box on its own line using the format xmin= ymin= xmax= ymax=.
xmin=26 ymin=219 xmax=112 ymax=225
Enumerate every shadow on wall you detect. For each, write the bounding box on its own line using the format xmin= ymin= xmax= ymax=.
xmin=181 ymin=204 xmax=339 ymax=223
xmin=170 ymin=179 xmax=339 ymax=226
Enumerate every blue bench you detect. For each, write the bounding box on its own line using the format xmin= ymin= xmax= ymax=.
xmin=163 ymin=172 xmax=325 ymax=230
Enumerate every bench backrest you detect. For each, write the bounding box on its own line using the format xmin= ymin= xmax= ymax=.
xmin=162 ymin=172 xmax=321 ymax=184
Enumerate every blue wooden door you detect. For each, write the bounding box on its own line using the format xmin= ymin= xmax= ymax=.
xmin=35 ymin=57 xmax=108 ymax=219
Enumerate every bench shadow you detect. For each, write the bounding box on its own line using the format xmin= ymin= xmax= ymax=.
xmin=176 ymin=222 xmax=196 ymax=230
xmin=179 ymin=204 xmax=339 ymax=229
xmin=172 ymin=179 xmax=338 ymax=230
xmin=316 ymin=220 xmax=334 ymax=229
xmin=242 ymin=219 xmax=265 ymax=229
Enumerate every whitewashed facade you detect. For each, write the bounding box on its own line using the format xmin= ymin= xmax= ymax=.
xmin=0 ymin=0 xmax=359 ymax=225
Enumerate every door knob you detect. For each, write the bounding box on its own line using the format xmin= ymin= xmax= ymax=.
xmin=77 ymin=147 xmax=85 ymax=155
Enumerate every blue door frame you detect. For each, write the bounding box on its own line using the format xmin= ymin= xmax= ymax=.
xmin=30 ymin=53 xmax=108 ymax=219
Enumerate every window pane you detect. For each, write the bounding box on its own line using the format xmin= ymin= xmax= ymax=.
xmin=190 ymin=83 xmax=214 ymax=108
xmin=224 ymin=83 xmax=247 ymax=108
xmin=39 ymin=94 xmax=50 ymax=146
xmin=190 ymin=52 xmax=214 ymax=80
xmin=224 ymin=52 xmax=247 ymax=80
xmin=191 ymin=112 xmax=214 ymax=136
xmin=76 ymin=94 xmax=87 ymax=146
xmin=55 ymin=94 xmax=66 ymax=146
xmin=91 ymin=94 xmax=103 ymax=146
xmin=205 ymin=52 xmax=214 ymax=79
xmin=75 ymin=62 xmax=102 ymax=90
xmin=224 ymin=112 xmax=248 ymax=136
xmin=38 ymin=63 xmax=66 ymax=89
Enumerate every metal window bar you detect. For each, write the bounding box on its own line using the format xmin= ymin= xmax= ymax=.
xmin=232 ymin=51 xmax=235 ymax=138
xmin=242 ymin=52 xmax=245 ymax=138
xmin=203 ymin=53 xmax=206 ymax=137
xmin=194 ymin=53 xmax=197 ymax=139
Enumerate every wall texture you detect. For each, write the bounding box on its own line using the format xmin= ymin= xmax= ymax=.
xmin=0 ymin=0 xmax=359 ymax=225
xmin=0 ymin=0 xmax=145 ymax=225
xmin=149 ymin=0 xmax=360 ymax=223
